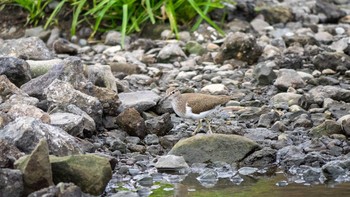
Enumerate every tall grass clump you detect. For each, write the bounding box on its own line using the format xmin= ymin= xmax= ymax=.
xmin=4 ymin=0 xmax=232 ymax=47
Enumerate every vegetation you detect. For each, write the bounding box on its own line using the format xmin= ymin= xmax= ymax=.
xmin=2 ymin=0 xmax=234 ymax=47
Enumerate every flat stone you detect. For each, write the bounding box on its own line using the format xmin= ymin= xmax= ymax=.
xmin=118 ymin=91 xmax=161 ymax=112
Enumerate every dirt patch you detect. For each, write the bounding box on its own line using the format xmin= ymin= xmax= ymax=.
xmin=0 ymin=5 xmax=28 ymax=39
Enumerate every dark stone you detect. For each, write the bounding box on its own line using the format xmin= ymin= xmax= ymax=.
xmin=0 ymin=57 xmax=31 ymax=87
xmin=53 ymin=38 xmax=78 ymax=55
xmin=116 ymin=108 xmax=146 ymax=139
xmin=313 ymin=52 xmax=350 ymax=71
xmin=241 ymin=147 xmax=277 ymax=167
xmin=0 ymin=139 xmax=24 ymax=168
xmin=0 ymin=168 xmax=24 ymax=197
xmin=316 ymin=0 xmax=346 ymax=23
xmin=253 ymin=61 xmax=277 ymax=85
xmin=145 ymin=113 xmax=173 ymax=136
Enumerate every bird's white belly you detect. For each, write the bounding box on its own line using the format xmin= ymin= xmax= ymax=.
xmin=185 ymin=104 xmax=215 ymax=119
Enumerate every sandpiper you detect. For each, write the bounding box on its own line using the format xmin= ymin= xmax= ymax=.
xmin=162 ymin=87 xmax=231 ymax=134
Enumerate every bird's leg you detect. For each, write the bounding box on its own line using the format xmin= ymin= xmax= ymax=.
xmin=192 ymin=119 xmax=203 ymax=135
xmin=205 ymin=118 xmax=213 ymax=134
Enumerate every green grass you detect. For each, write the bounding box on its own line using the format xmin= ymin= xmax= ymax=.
xmin=3 ymin=0 xmax=232 ymax=47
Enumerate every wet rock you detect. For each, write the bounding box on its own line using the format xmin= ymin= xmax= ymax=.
xmin=214 ymin=32 xmax=262 ymax=64
xmin=155 ymin=155 xmax=189 ymax=171
xmin=259 ymin=6 xmax=293 ymax=24
xmin=315 ymin=0 xmax=346 ymax=23
xmin=312 ymin=52 xmax=350 ymax=71
xmin=50 ymin=112 xmax=84 ymax=137
xmin=303 ymin=167 xmax=322 ymax=183
xmin=14 ymin=139 xmax=53 ymax=195
xmin=0 ymin=169 xmax=24 ymax=197
xmin=118 ymin=91 xmax=161 ymax=113
xmin=157 ymin=43 xmax=186 ymax=63
xmin=85 ymin=63 xmax=118 ymax=92
xmin=253 ymin=61 xmax=277 ymax=85
xmin=322 ymin=160 xmax=348 ymax=179
xmin=28 ymin=182 xmax=92 ymax=197
xmin=0 ymin=37 xmax=54 ymax=60
xmin=309 ymin=86 xmax=350 ymax=104
xmin=7 ymin=104 xmax=50 ymax=123
xmin=116 ymin=108 xmax=146 ymax=139
xmin=277 ymin=145 xmax=305 ymax=169
xmin=0 ymin=57 xmax=31 ymax=86
xmin=145 ymin=113 xmax=173 ymax=136
xmin=238 ymin=167 xmax=258 ymax=176
xmin=274 ymin=69 xmax=305 ymax=91
xmin=168 ymin=134 xmax=259 ymax=165
xmin=0 ymin=139 xmax=24 ymax=168
xmin=21 ymin=56 xmax=87 ymax=99
xmin=112 ymin=191 xmax=139 ymax=197
xmin=197 ymin=168 xmax=218 ymax=187
xmin=0 ymin=117 xmax=83 ymax=155
xmin=53 ymin=38 xmax=78 ymax=55
xmin=45 ymin=79 xmax=103 ymax=130
xmin=50 ymin=154 xmax=112 ymax=196
xmin=309 ymin=120 xmax=343 ymax=137
xmin=241 ymin=147 xmax=277 ymax=167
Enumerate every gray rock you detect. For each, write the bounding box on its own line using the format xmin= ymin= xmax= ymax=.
xmin=116 ymin=108 xmax=146 ymax=139
xmin=0 ymin=75 xmax=28 ymax=101
xmin=157 ymin=43 xmax=187 ymax=63
xmin=253 ymin=61 xmax=277 ymax=85
xmin=303 ymin=167 xmax=322 ymax=183
xmin=275 ymin=53 xmax=303 ymax=69
xmin=314 ymin=31 xmax=333 ymax=43
xmin=277 ymin=145 xmax=305 ymax=169
xmin=0 ymin=37 xmax=54 ymax=60
xmin=24 ymin=26 xmax=50 ymax=40
xmin=145 ymin=113 xmax=173 ymax=136
xmin=250 ymin=18 xmax=270 ymax=33
xmin=214 ymin=32 xmax=262 ymax=64
xmin=21 ymin=56 xmax=87 ymax=99
xmin=44 ymin=79 xmax=103 ymax=130
xmin=50 ymin=112 xmax=84 ymax=137
xmin=283 ymin=35 xmax=319 ymax=47
xmin=155 ymin=155 xmax=189 ymax=170
xmin=86 ymin=64 xmax=118 ymax=92
xmin=104 ymin=30 xmax=122 ymax=45
xmin=315 ymin=0 xmax=346 ymax=23
xmin=244 ymin=128 xmax=279 ymax=141
xmin=197 ymin=168 xmax=218 ymax=187
xmin=144 ymin=134 xmax=159 ymax=145
xmin=201 ymin=84 xmax=228 ymax=95
xmin=338 ymin=114 xmax=350 ymax=136
xmin=0 ymin=57 xmax=31 ymax=87
xmin=0 ymin=117 xmax=83 ymax=155
xmin=274 ymin=69 xmax=305 ymax=91
xmin=14 ymin=139 xmax=53 ymax=195
xmin=271 ymin=93 xmax=304 ymax=106
xmin=309 ymin=85 xmax=350 ymax=104
xmin=168 ymin=134 xmax=259 ymax=164
xmin=322 ymin=160 xmax=347 ymax=179
xmin=185 ymin=41 xmax=205 ymax=55
xmin=312 ymin=52 xmax=350 ymax=71
xmin=118 ymin=91 xmax=161 ymax=112
xmin=0 ymin=169 xmax=24 ymax=197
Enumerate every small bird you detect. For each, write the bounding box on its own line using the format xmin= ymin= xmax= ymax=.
xmin=162 ymin=87 xmax=231 ymax=134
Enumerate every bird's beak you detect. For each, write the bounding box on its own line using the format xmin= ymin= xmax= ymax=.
xmin=158 ymin=94 xmax=170 ymax=105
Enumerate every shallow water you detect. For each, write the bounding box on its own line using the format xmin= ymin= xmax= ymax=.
xmin=151 ymin=173 xmax=350 ymax=197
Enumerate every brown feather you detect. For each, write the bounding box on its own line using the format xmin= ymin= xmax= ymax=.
xmin=182 ymin=93 xmax=231 ymax=114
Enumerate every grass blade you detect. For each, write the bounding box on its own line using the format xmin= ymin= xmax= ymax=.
xmin=164 ymin=0 xmax=178 ymax=38
xmin=145 ymin=0 xmax=155 ymax=24
xmin=188 ymin=0 xmax=225 ymax=36
xmin=121 ymin=4 xmax=128 ymax=49
xmin=44 ymin=0 xmax=67 ymax=29
xmin=71 ymin=0 xmax=87 ymax=36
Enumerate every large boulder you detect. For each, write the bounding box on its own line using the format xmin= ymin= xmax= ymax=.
xmin=168 ymin=134 xmax=259 ymax=164
xmin=50 ymin=154 xmax=112 ymax=196
xmin=0 ymin=117 xmax=84 ymax=156
xmin=14 ymin=139 xmax=53 ymax=195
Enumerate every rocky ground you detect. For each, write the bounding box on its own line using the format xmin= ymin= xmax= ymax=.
xmin=1 ymin=0 xmax=350 ymax=196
